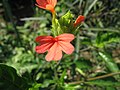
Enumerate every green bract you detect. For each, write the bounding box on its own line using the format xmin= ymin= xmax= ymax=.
xmin=51 ymin=11 xmax=78 ymax=36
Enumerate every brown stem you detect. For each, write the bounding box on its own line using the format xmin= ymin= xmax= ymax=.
xmin=68 ymin=72 xmax=120 ymax=85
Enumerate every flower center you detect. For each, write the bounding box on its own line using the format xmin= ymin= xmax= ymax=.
xmin=53 ymin=38 xmax=58 ymax=42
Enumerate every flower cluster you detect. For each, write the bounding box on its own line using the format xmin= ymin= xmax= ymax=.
xmin=35 ymin=0 xmax=85 ymax=61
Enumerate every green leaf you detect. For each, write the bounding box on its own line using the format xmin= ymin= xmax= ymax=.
xmin=95 ymin=32 xmax=120 ymax=48
xmin=85 ymin=80 xmax=120 ymax=87
xmin=75 ymin=59 xmax=92 ymax=69
xmin=84 ymin=0 xmax=98 ymax=16
xmin=81 ymin=38 xmax=92 ymax=45
xmin=41 ymin=80 xmax=54 ymax=88
xmin=106 ymin=87 xmax=116 ymax=90
xmin=99 ymin=52 xmax=119 ymax=73
xmin=29 ymin=83 xmax=42 ymax=90
xmin=0 ymin=64 xmax=30 ymax=90
xmin=64 ymin=84 xmax=81 ymax=90
xmin=6 ymin=48 xmax=38 ymax=75
xmin=60 ymin=70 xmax=67 ymax=84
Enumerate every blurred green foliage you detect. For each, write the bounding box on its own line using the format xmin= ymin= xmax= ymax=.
xmin=0 ymin=0 xmax=120 ymax=90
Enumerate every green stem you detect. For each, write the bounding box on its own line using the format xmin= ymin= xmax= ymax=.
xmin=52 ymin=13 xmax=57 ymax=37
xmin=54 ymin=67 xmax=58 ymax=81
xmin=52 ymin=12 xmax=60 ymax=37
xmin=51 ymin=62 xmax=59 ymax=85
xmin=74 ymin=33 xmax=80 ymax=61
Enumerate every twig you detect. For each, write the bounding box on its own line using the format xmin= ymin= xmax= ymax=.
xmin=68 ymin=72 xmax=120 ymax=85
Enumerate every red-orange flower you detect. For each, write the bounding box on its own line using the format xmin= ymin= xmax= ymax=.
xmin=35 ymin=33 xmax=74 ymax=61
xmin=74 ymin=15 xmax=85 ymax=27
xmin=36 ymin=0 xmax=57 ymax=13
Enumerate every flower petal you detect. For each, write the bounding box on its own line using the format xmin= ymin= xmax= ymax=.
xmin=47 ymin=0 xmax=57 ymax=7
xmin=46 ymin=4 xmax=54 ymax=12
xmin=74 ymin=15 xmax=85 ymax=27
xmin=53 ymin=50 xmax=62 ymax=61
xmin=57 ymin=34 xmax=75 ymax=42
xmin=35 ymin=4 xmax=46 ymax=9
xmin=59 ymin=41 xmax=74 ymax=54
xmin=35 ymin=36 xmax=53 ymax=44
xmin=36 ymin=0 xmax=56 ymax=13
xmin=45 ymin=42 xmax=62 ymax=61
xmin=35 ymin=42 xmax=53 ymax=53
xmin=36 ymin=0 xmax=48 ymax=7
